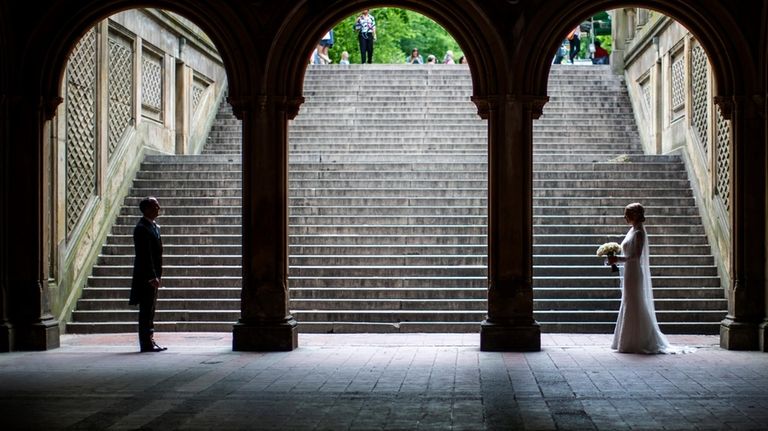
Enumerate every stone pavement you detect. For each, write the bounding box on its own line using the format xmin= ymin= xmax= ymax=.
xmin=0 ymin=333 xmax=766 ymax=430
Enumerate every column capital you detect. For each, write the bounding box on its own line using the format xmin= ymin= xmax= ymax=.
xmin=711 ymin=94 xmax=763 ymax=120
xmin=508 ymin=94 xmax=549 ymax=119
xmin=227 ymin=94 xmax=304 ymax=120
xmin=470 ymin=94 xmax=500 ymax=120
xmin=274 ymin=95 xmax=304 ymax=119
xmin=471 ymin=94 xmax=549 ymax=120
xmin=226 ymin=94 xmax=261 ymax=119
xmin=713 ymin=95 xmax=734 ymax=119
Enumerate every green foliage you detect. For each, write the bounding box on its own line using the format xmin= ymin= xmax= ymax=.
xmin=327 ymin=8 xmax=462 ymax=64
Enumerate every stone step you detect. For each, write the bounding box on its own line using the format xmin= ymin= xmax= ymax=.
xmin=64 ymin=320 xmax=721 ymax=335
xmin=68 ymin=308 xmax=723 ymax=326
xmin=76 ymin=285 xmax=726 ymax=302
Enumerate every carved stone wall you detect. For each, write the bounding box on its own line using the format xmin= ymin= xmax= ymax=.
xmin=107 ymin=29 xmax=134 ymax=159
xmin=620 ymin=12 xmax=732 ymax=284
xmin=51 ymin=10 xmax=228 ymax=326
xmin=670 ymin=53 xmax=685 ymax=120
xmin=715 ymin=105 xmax=731 ymax=211
xmin=64 ymin=28 xmax=97 ymax=237
xmin=690 ymin=43 xmax=709 ymax=155
xmin=141 ymin=49 xmax=163 ymax=121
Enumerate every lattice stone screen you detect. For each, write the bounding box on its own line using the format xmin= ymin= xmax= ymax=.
xmin=670 ymin=54 xmax=685 ymax=119
xmin=107 ymin=30 xmax=134 ymax=159
xmin=690 ymin=44 xmax=709 ymax=156
xmin=716 ymin=105 xmax=731 ymax=212
xmin=191 ymin=78 xmax=207 ymax=113
xmin=141 ymin=50 xmax=163 ymax=121
xmin=65 ymin=28 xmax=97 ymax=236
xmin=640 ymin=78 xmax=652 ymax=118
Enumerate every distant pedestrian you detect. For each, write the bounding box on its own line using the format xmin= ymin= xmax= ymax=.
xmin=458 ymin=55 xmax=468 ymax=65
xmin=553 ymin=39 xmax=568 ymax=64
xmin=317 ymin=29 xmax=334 ymax=64
xmin=354 ymin=9 xmax=376 ymax=63
xmin=568 ymin=26 xmax=580 ymax=63
xmin=426 ymin=54 xmax=436 ymax=64
xmin=406 ymin=48 xmax=423 ymax=64
xmin=443 ymin=50 xmax=455 ymax=64
xmin=592 ymin=39 xmax=609 ymax=64
xmin=339 ymin=51 xmax=350 ymax=65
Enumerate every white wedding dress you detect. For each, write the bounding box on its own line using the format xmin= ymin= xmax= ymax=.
xmin=611 ymin=224 xmax=671 ymax=353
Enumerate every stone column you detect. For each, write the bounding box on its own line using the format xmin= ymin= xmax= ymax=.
xmin=0 ymin=92 xmax=11 ymax=352
xmin=3 ymin=94 xmax=61 ymax=350
xmin=610 ymin=10 xmax=627 ymax=73
xmin=477 ymin=94 xmax=545 ymax=352
xmin=718 ymin=96 xmax=767 ymax=350
xmin=231 ymin=94 xmax=300 ymax=351
xmin=175 ymin=63 xmax=191 ymax=155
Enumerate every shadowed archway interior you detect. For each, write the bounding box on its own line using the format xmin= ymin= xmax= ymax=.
xmin=0 ymin=0 xmax=764 ymax=353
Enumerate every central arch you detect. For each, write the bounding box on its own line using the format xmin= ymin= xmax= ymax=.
xmin=247 ymin=0 xmax=524 ymax=350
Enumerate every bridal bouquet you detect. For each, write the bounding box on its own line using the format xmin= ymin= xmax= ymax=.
xmin=596 ymin=242 xmax=621 ymax=273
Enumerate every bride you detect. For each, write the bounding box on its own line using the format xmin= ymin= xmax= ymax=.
xmin=607 ymin=203 xmax=671 ymax=353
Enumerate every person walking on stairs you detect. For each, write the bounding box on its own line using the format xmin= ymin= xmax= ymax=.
xmin=129 ymin=196 xmax=167 ymax=353
xmin=568 ymin=26 xmax=580 ymax=63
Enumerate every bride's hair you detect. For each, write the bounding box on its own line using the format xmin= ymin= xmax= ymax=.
xmin=625 ymin=202 xmax=646 ymax=223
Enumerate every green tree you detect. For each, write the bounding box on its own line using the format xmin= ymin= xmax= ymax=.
xmin=328 ymin=8 xmax=462 ymax=64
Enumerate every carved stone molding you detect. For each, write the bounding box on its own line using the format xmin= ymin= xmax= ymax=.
xmin=227 ymin=95 xmax=267 ymax=120
xmin=277 ymin=96 xmax=304 ymax=120
xmin=227 ymin=94 xmax=305 ymax=119
xmin=470 ymin=95 xmax=500 ymax=120
xmin=40 ymin=96 xmax=64 ymax=121
xmin=713 ymin=95 xmax=734 ymax=119
xmin=509 ymin=94 xmax=549 ymax=120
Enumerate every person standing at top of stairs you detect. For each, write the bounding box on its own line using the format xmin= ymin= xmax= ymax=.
xmin=355 ymin=9 xmax=376 ymax=63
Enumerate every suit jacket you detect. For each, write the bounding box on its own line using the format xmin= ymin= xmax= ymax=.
xmin=129 ymin=217 xmax=163 ymax=305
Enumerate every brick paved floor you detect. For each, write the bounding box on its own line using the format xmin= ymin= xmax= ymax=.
xmin=0 ymin=333 xmax=766 ymax=430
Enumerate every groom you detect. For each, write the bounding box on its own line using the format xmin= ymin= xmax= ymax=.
xmin=129 ymin=196 xmax=167 ymax=352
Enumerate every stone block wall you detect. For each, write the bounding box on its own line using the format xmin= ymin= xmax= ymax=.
xmin=616 ymin=9 xmax=732 ymax=290
xmin=49 ymin=9 xmax=227 ymax=327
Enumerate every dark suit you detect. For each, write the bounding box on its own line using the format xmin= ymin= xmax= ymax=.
xmin=130 ymin=217 xmax=163 ymax=349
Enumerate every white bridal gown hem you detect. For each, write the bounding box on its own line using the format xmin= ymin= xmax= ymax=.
xmin=610 ymin=225 xmax=691 ymax=354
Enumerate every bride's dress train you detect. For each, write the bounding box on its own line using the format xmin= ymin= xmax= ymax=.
xmin=611 ymin=225 xmax=673 ymax=354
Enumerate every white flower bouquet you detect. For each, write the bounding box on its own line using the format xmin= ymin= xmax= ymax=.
xmin=596 ymin=242 xmax=621 ymax=272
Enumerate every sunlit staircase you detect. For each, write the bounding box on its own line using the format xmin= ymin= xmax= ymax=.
xmin=67 ymin=64 xmax=726 ymax=334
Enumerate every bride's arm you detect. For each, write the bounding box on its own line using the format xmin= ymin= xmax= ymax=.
xmin=616 ymin=230 xmax=644 ymax=263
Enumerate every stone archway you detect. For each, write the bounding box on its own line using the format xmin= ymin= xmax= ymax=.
xmin=519 ymin=0 xmax=765 ymax=351
xmin=1 ymin=0 xmax=764 ymax=353
xmin=2 ymin=0 xmax=255 ymax=351
xmin=242 ymin=0 xmax=545 ymax=351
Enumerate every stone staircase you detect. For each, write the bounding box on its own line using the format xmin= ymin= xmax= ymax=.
xmin=67 ymin=64 xmax=726 ymax=334
xmin=532 ymin=67 xmax=724 ymax=333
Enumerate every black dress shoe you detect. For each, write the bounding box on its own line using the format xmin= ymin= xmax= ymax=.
xmin=140 ymin=342 xmax=167 ymax=352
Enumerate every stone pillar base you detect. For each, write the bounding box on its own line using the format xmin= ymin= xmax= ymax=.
xmin=13 ymin=319 xmax=60 ymax=351
xmin=0 ymin=323 xmax=13 ymax=352
xmin=759 ymin=321 xmax=768 ymax=352
xmin=480 ymin=320 xmax=541 ymax=351
xmin=720 ymin=318 xmax=758 ymax=350
xmin=233 ymin=318 xmax=298 ymax=351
